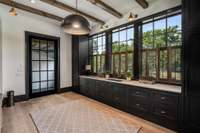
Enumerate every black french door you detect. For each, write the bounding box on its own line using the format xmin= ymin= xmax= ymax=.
xmin=26 ymin=32 xmax=60 ymax=98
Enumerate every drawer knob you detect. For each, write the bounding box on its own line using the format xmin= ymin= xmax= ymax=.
xmin=136 ymin=103 xmax=140 ymax=106
xmin=161 ymin=97 xmax=166 ymax=100
xmin=161 ymin=110 xmax=166 ymax=114
xmin=115 ymin=97 xmax=119 ymax=100
xmin=136 ymin=91 xmax=140 ymax=94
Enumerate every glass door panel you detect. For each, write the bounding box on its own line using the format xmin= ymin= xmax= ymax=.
xmin=31 ymin=38 xmax=56 ymax=95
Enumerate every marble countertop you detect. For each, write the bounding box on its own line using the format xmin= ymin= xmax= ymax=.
xmin=80 ymin=76 xmax=182 ymax=94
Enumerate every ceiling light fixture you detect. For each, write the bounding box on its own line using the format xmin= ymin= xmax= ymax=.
xmin=9 ymin=7 xmax=17 ymax=16
xmin=100 ymin=25 xmax=108 ymax=31
xmin=61 ymin=0 xmax=90 ymax=35
xmin=30 ymin=0 xmax=36 ymax=3
xmin=128 ymin=12 xmax=138 ymax=22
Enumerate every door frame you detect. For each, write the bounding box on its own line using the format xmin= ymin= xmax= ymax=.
xmin=25 ymin=31 xmax=60 ymax=99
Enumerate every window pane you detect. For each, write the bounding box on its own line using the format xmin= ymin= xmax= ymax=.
xmin=167 ymin=31 xmax=181 ymax=46
xmin=120 ymin=42 xmax=126 ymax=52
xmin=48 ymin=41 xmax=54 ymax=51
xmin=48 ymin=61 xmax=54 ymax=70
xmin=147 ymin=51 xmax=157 ymax=79
xmin=120 ymin=30 xmax=126 ymax=42
xmin=101 ymin=55 xmax=105 ymax=73
xmin=171 ymin=48 xmax=181 ymax=80
xmin=97 ymin=56 xmax=101 ymax=73
xmin=41 ymin=82 xmax=47 ymax=92
xmin=142 ymin=23 xmax=153 ymax=48
xmin=168 ymin=15 xmax=181 ymax=30
xmin=32 ymin=61 xmax=39 ymax=71
xmin=40 ymin=40 xmax=47 ymax=50
xmin=127 ymin=53 xmax=133 ymax=74
xmin=127 ymin=41 xmax=133 ymax=51
xmin=32 ymin=50 xmax=39 ymax=60
xmin=48 ymin=52 xmax=54 ymax=60
xmin=93 ymin=56 xmax=96 ymax=73
xmin=48 ymin=81 xmax=54 ymax=89
xmin=32 ymin=39 xmax=39 ymax=49
xmin=40 ymin=51 xmax=47 ymax=60
xmin=121 ymin=54 xmax=126 ymax=74
xmin=112 ymin=42 xmax=119 ymax=53
xmin=32 ymin=82 xmax=40 ymax=93
xmin=114 ymin=54 xmax=119 ymax=75
xmin=41 ymin=71 xmax=47 ymax=81
xmin=141 ymin=51 xmax=147 ymax=77
xmin=112 ymin=32 xmax=119 ymax=43
xmin=48 ymin=71 xmax=54 ymax=80
xmin=127 ymin=28 xmax=134 ymax=41
xmin=154 ymin=19 xmax=166 ymax=47
xmin=32 ymin=72 xmax=39 ymax=82
xmin=159 ymin=50 xmax=168 ymax=79
xmin=41 ymin=61 xmax=47 ymax=70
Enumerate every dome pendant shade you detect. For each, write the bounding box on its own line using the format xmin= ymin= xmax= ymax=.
xmin=61 ymin=14 xmax=90 ymax=35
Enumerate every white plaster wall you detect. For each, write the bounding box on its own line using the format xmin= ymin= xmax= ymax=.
xmin=90 ymin=0 xmax=182 ymax=34
xmin=0 ymin=4 xmax=72 ymax=96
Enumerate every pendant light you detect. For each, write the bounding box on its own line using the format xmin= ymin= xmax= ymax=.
xmin=61 ymin=0 xmax=90 ymax=35
xmin=128 ymin=12 xmax=138 ymax=22
xmin=9 ymin=7 xmax=17 ymax=16
xmin=30 ymin=0 xmax=36 ymax=3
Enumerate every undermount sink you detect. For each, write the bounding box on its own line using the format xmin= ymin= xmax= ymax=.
xmin=107 ymin=78 xmax=123 ymax=82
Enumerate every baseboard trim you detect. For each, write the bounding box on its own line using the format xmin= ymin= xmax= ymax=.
xmin=58 ymin=87 xmax=73 ymax=93
xmin=2 ymin=94 xmax=27 ymax=107
xmin=2 ymin=87 xmax=73 ymax=107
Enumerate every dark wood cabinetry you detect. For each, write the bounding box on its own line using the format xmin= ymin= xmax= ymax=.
xmin=79 ymin=77 xmax=180 ymax=131
xmin=182 ymin=0 xmax=200 ymax=132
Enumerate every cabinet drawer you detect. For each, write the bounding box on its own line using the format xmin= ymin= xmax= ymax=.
xmin=128 ymin=87 xmax=149 ymax=99
xmin=152 ymin=92 xmax=178 ymax=105
xmin=128 ymin=98 xmax=149 ymax=112
xmin=152 ymin=104 xmax=177 ymax=121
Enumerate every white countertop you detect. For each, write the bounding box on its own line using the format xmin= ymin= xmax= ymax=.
xmin=80 ymin=76 xmax=182 ymax=94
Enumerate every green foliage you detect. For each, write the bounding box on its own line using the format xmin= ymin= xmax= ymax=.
xmin=143 ymin=26 xmax=181 ymax=48
xmin=126 ymin=70 xmax=132 ymax=78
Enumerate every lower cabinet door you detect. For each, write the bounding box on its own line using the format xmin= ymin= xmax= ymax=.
xmin=80 ymin=78 xmax=88 ymax=95
xmin=110 ymin=84 xmax=126 ymax=109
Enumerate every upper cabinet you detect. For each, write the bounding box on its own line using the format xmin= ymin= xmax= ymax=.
xmin=183 ymin=0 xmax=200 ymax=132
xmin=183 ymin=0 xmax=200 ymax=30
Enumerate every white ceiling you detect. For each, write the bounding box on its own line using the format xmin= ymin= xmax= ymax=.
xmin=13 ymin=0 xmax=181 ymax=31
xmin=14 ymin=0 xmax=153 ymax=27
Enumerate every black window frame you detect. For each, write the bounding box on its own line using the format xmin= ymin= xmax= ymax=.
xmin=140 ymin=10 xmax=182 ymax=84
xmin=89 ymin=33 xmax=106 ymax=75
xmin=111 ymin=25 xmax=134 ymax=78
xmin=88 ymin=6 xmax=182 ymax=85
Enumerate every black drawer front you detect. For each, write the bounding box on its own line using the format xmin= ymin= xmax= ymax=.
xmin=111 ymin=84 xmax=126 ymax=107
xmin=128 ymin=98 xmax=149 ymax=112
xmin=128 ymin=87 xmax=149 ymax=99
xmin=152 ymin=104 xmax=177 ymax=121
xmin=152 ymin=92 xmax=178 ymax=105
xmin=96 ymin=81 xmax=111 ymax=102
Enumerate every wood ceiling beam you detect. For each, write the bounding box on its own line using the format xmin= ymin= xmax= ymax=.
xmin=87 ymin=0 xmax=123 ymax=18
xmin=40 ymin=0 xmax=105 ymax=25
xmin=0 ymin=0 xmax=63 ymax=21
xmin=135 ymin=0 xmax=149 ymax=9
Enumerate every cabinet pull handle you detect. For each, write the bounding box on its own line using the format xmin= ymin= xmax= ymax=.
xmin=161 ymin=97 xmax=165 ymax=100
xmin=115 ymin=97 xmax=119 ymax=100
xmin=161 ymin=110 xmax=166 ymax=114
xmin=136 ymin=91 xmax=140 ymax=94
